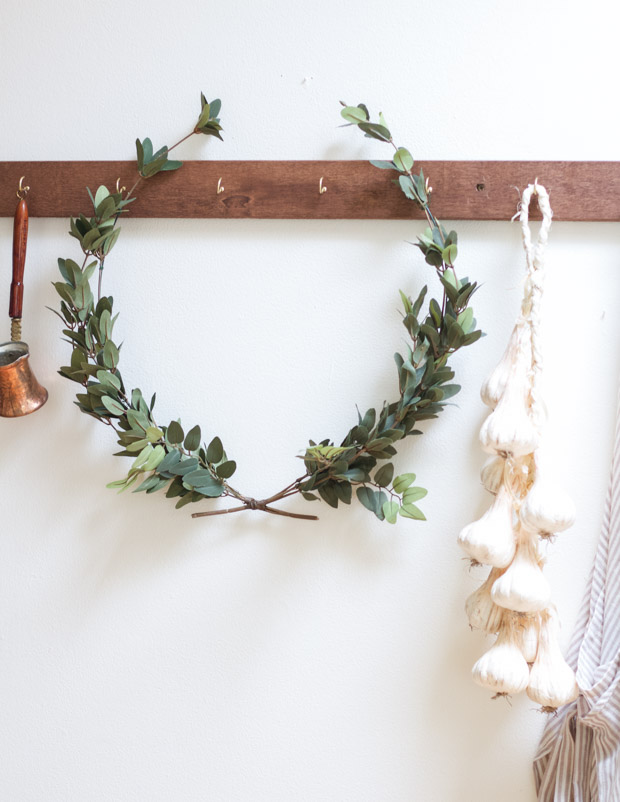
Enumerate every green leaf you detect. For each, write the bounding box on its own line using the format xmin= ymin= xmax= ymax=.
xmin=340 ymin=468 xmax=367 ymax=482
xmin=403 ymin=487 xmax=428 ymax=503
xmin=96 ymin=369 xmax=121 ymax=391
xmin=158 ymin=449 xmax=182 ymax=473
xmin=383 ymin=500 xmax=399 ymax=524
xmin=168 ymin=458 xmax=199 ymax=476
xmin=360 ymin=408 xmax=376 ymax=430
xmin=102 ymin=340 xmax=119 ymax=370
xmin=160 ymin=159 xmax=183 ymax=172
xmin=126 ymin=438 xmax=149 ymax=452
xmin=135 ymin=138 xmax=144 ymax=170
xmin=358 ymin=122 xmax=391 ymax=142
xmin=370 ymin=159 xmax=397 ymax=170
xmin=340 ymin=105 xmax=368 ymax=124
xmin=318 ymin=483 xmax=339 ymax=508
xmin=194 ymin=482 xmax=225 ymax=498
xmin=457 ymin=308 xmax=474 ymax=333
xmin=94 ymin=185 xmax=110 ymax=209
xmin=399 ymin=502 xmax=426 ymax=520
xmin=131 ymin=444 xmax=153 ymax=470
xmin=96 ymin=195 xmax=117 ymax=222
xmin=167 ymin=420 xmax=184 ymax=445
xmin=393 ymin=147 xmax=414 ymax=172
xmin=184 ymin=424 xmax=201 ymax=451
xmin=206 ymin=436 xmax=223 ymax=464
xmin=442 ymin=244 xmax=458 ymax=266
xmin=102 ymin=228 xmax=121 ymax=255
xmin=146 ymin=426 xmax=163 ymax=443
xmin=392 ymin=473 xmax=416 ymax=494
xmin=143 ymin=445 xmax=165 ymax=471
xmin=438 ymin=384 xmax=461 ymax=400
xmin=356 ymin=486 xmax=387 ymax=519
xmin=398 ymin=174 xmax=418 ymax=201
xmin=216 ymin=460 xmax=236 ymax=479
xmin=175 ymin=492 xmax=196 ymax=509
xmin=101 ymin=396 xmax=124 ymax=416
xmin=183 ymin=468 xmax=217 ymax=486
xmin=133 ymin=474 xmax=162 ymax=493
xmin=165 ymin=476 xmax=185 ymax=498
xmin=356 ymin=486 xmax=376 ymax=512
xmin=374 ymin=462 xmax=394 ymax=487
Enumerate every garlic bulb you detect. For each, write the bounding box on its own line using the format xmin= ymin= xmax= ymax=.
xmin=457 ymin=485 xmax=516 ymax=568
xmin=480 ymin=456 xmax=506 ymax=495
xmin=480 ymin=322 xmax=530 ymax=408
xmin=520 ymin=453 xmax=576 ymax=535
xmin=515 ymin=613 xmax=539 ymax=663
xmin=491 ymin=528 xmax=551 ymax=613
xmin=472 ymin=618 xmax=530 ymax=695
xmin=465 ymin=568 xmax=505 ymax=633
xmin=527 ymin=608 xmax=578 ymax=709
xmin=479 ymin=378 xmax=540 ymax=458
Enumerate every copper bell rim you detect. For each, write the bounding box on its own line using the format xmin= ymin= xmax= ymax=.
xmin=0 ymin=340 xmax=48 ymax=417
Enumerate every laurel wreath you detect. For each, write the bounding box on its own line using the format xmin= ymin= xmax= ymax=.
xmin=52 ymin=94 xmax=482 ymax=523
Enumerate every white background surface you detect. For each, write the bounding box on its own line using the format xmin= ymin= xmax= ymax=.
xmin=1 ymin=1 xmax=619 ymax=800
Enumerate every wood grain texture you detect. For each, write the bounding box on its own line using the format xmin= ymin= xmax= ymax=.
xmin=0 ymin=161 xmax=618 ymax=221
xmin=10 ymin=198 xmax=28 ymax=319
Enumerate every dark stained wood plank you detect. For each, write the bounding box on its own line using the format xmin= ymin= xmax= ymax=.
xmin=0 ymin=161 xmax=617 ymax=221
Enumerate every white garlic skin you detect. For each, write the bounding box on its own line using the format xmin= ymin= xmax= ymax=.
xmin=491 ymin=529 xmax=552 ymax=613
xmin=457 ymin=486 xmax=516 ymax=568
xmin=520 ymin=475 xmax=576 ymax=535
xmin=516 ymin=614 xmax=539 ymax=663
xmin=465 ymin=568 xmax=505 ymax=633
xmin=527 ymin=609 xmax=579 ymax=709
xmin=480 ymin=322 xmax=530 ymax=409
xmin=472 ymin=623 xmax=530 ymax=695
xmin=479 ymin=380 xmax=540 ymax=458
xmin=480 ymin=456 xmax=506 ymax=495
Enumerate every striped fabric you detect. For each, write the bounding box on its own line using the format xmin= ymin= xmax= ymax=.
xmin=534 ymin=384 xmax=620 ymax=800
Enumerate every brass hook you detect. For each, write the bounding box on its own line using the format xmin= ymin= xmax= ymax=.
xmin=319 ymin=176 xmax=327 ymax=195
xmin=217 ymin=177 xmax=224 ymax=194
xmin=116 ymin=177 xmax=126 ymax=194
xmin=16 ymin=176 xmax=30 ymax=200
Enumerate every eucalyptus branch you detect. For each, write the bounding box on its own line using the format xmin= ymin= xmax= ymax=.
xmin=53 ymin=95 xmax=482 ymax=526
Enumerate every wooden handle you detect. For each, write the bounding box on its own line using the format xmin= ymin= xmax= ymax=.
xmin=10 ymin=198 xmax=28 ymax=319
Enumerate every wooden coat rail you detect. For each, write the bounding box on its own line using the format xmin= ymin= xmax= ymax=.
xmin=0 ymin=161 xmax=618 ymax=221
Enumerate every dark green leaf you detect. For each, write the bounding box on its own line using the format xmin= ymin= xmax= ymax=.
xmin=206 ymin=436 xmax=223 ymax=463
xmin=167 ymin=420 xmax=184 ymax=444
xmin=374 ymin=462 xmax=394 ymax=487
xmin=216 ymin=460 xmax=236 ymax=479
xmin=184 ymin=424 xmax=201 ymax=451
xmin=358 ymin=122 xmax=391 ymax=142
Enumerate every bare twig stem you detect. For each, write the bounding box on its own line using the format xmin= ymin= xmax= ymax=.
xmin=191 ymin=502 xmax=318 ymax=521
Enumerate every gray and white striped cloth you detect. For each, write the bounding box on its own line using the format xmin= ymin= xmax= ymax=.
xmin=534 ymin=385 xmax=620 ymax=800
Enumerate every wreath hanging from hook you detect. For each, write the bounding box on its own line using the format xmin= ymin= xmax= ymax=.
xmin=52 ymin=94 xmax=483 ymax=523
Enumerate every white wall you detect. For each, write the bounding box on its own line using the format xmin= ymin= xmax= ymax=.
xmin=1 ymin=2 xmax=619 ymax=800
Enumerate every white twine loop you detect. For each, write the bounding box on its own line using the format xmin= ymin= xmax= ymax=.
xmin=518 ymin=181 xmax=553 ymax=432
